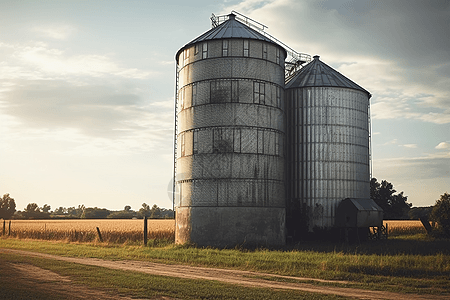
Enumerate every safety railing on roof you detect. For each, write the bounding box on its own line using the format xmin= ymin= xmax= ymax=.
xmin=211 ymin=11 xmax=312 ymax=81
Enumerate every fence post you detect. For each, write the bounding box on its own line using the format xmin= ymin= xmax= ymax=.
xmin=2 ymin=220 xmax=5 ymax=236
xmin=8 ymin=221 xmax=11 ymax=236
xmin=143 ymin=216 xmax=148 ymax=246
xmin=419 ymin=216 xmax=433 ymax=234
xmin=96 ymin=227 xmax=103 ymax=242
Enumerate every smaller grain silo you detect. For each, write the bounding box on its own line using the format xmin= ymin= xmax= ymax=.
xmin=285 ymin=55 xmax=372 ymax=238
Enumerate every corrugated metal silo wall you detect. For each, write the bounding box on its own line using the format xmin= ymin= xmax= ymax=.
xmin=175 ymin=38 xmax=287 ymax=247
xmin=286 ymin=87 xmax=370 ymax=232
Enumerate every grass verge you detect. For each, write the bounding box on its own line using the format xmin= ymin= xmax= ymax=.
xmin=1 ymin=236 xmax=449 ymax=296
xmin=0 ymin=252 xmax=345 ymax=300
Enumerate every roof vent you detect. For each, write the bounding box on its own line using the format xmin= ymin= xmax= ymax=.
xmin=313 ymin=55 xmax=320 ymax=60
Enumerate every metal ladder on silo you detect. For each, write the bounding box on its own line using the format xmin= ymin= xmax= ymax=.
xmin=172 ymin=64 xmax=179 ymax=212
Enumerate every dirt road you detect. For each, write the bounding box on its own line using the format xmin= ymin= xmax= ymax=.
xmin=0 ymin=248 xmax=443 ymax=300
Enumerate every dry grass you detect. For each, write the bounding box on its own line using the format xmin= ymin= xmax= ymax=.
xmin=4 ymin=219 xmax=175 ymax=245
xmin=383 ymin=220 xmax=428 ymax=236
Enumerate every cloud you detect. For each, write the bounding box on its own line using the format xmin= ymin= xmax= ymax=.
xmin=0 ymin=41 xmax=154 ymax=81
xmin=0 ymin=80 xmax=173 ymax=143
xmin=16 ymin=45 xmax=152 ymax=79
xmin=374 ymin=152 xmax=450 ymax=181
xmin=382 ymin=139 xmax=398 ymax=146
xmin=32 ymin=24 xmax=77 ymax=40
xmin=401 ymin=144 xmax=417 ymax=149
xmin=436 ymin=142 xmax=450 ymax=150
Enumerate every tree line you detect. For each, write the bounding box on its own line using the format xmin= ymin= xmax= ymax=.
xmin=1 ymin=179 xmax=449 ymax=236
xmin=0 ymin=195 xmax=173 ymax=220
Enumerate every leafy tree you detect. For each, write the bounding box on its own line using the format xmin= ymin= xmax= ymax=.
xmin=107 ymin=210 xmax=135 ymax=219
xmin=150 ymin=204 xmax=161 ymax=219
xmin=52 ymin=206 xmax=68 ymax=215
xmin=67 ymin=205 xmax=85 ymax=218
xmin=138 ymin=203 xmax=151 ymax=218
xmin=430 ymin=192 xmax=450 ymax=237
xmin=41 ymin=204 xmax=51 ymax=213
xmin=370 ymin=178 xmax=412 ymax=219
xmin=137 ymin=203 xmax=173 ymax=219
xmin=107 ymin=206 xmax=136 ymax=219
xmin=0 ymin=194 xmax=16 ymax=220
xmin=22 ymin=203 xmax=50 ymax=219
xmin=160 ymin=207 xmax=175 ymax=219
xmin=409 ymin=206 xmax=433 ymax=220
xmin=81 ymin=207 xmax=110 ymax=219
xmin=25 ymin=203 xmax=40 ymax=213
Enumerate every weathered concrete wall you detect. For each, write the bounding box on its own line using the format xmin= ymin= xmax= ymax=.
xmin=176 ymin=206 xmax=285 ymax=247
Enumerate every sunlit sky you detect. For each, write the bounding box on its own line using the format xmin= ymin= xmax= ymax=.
xmin=1 ymin=0 xmax=449 ymax=212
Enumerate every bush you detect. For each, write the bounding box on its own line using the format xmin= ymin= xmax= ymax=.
xmin=430 ymin=192 xmax=450 ymax=237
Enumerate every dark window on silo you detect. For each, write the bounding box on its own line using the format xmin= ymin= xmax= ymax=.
xmin=211 ymin=80 xmax=230 ymax=103
xmin=231 ymin=80 xmax=239 ymax=102
xmin=243 ymin=40 xmax=249 ymax=57
xmin=192 ymin=83 xmax=197 ymax=106
xmin=275 ymin=133 xmax=280 ymax=156
xmin=233 ymin=128 xmax=241 ymax=153
xmin=195 ymin=44 xmax=199 ymax=55
xmin=222 ymin=40 xmax=228 ymax=56
xmin=193 ymin=130 xmax=198 ymax=154
xmin=262 ymin=43 xmax=267 ymax=60
xmin=180 ymin=133 xmax=185 ymax=157
xmin=276 ymin=86 xmax=281 ymax=108
xmin=179 ymin=88 xmax=185 ymax=110
xmin=253 ymin=82 xmax=265 ymax=104
xmin=202 ymin=42 xmax=208 ymax=59
xmin=257 ymin=129 xmax=264 ymax=154
xmin=213 ymin=128 xmax=233 ymax=153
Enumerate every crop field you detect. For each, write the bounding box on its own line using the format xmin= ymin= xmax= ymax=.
xmin=2 ymin=219 xmax=175 ymax=244
xmin=1 ymin=219 xmax=429 ymax=243
xmin=383 ymin=220 xmax=428 ymax=236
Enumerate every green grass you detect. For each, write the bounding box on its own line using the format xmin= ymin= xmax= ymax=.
xmin=1 ymin=235 xmax=450 ymax=295
xmin=0 ymin=252 xmax=345 ymax=300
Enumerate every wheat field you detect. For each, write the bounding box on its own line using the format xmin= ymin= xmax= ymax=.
xmin=2 ymin=219 xmax=427 ymax=243
xmin=383 ymin=220 xmax=428 ymax=235
xmin=3 ymin=219 xmax=175 ymax=244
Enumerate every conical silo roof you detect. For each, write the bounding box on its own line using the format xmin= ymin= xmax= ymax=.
xmin=176 ymin=13 xmax=286 ymax=62
xmin=285 ymin=55 xmax=371 ymax=97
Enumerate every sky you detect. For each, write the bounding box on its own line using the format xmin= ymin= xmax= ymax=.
xmin=0 ymin=0 xmax=449 ymax=212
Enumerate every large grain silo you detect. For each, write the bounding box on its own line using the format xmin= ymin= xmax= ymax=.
xmin=285 ymin=55 xmax=372 ymax=237
xmin=174 ymin=13 xmax=287 ymax=247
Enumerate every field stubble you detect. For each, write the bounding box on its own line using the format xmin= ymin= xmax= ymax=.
xmin=383 ymin=220 xmax=428 ymax=236
xmin=4 ymin=219 xmax=175 ymax=245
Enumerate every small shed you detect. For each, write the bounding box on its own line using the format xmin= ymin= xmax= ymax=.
xmin=335 ymin=198 xmax=383 ymax=228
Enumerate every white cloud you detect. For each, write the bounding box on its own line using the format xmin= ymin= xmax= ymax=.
xmin=436 ymin=142 xmax=450 ymax=150
xmin=419 ymin=112 xmax=450 ymax=125
xmin=382 ymin=139 xmax=398 ymax=145
xmin=374 ymin=151 xmax=450 ymax=181
xmin=401 ymin=144 xmax=417 ymax=149
xmin=16 ymin=45 xmax=153 ymax=79
xmin=32 ymin=24 xmax=77 ymax=40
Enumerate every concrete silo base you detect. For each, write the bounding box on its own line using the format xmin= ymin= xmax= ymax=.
xmin=175 ymin=207 xmax=286 ymax=248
